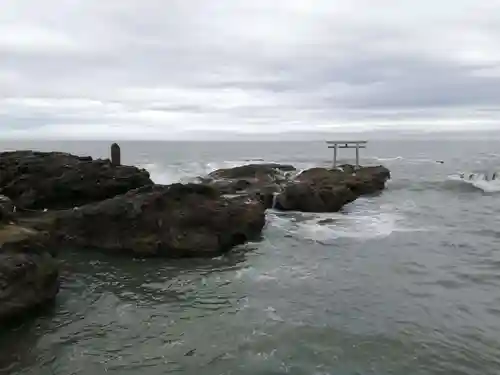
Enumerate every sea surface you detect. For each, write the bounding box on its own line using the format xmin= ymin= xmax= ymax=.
xmin=1 ymin=139 xmax=500 ymax=375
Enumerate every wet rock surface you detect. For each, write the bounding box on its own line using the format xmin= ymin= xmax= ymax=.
xmin=208 ymin=163 xmax=296 ymax=180
xmin=0 ymin=151 xmax=153 ymax=210
xmin=275 ymin=180 xmax=358 ymax=212
xmin=276 ymin=165 xmax=391 ymax=212
xmin=49 ymin=183 xmax=266 ymax=257
xmin=0 ymin=225 xmax=59 ymax=324
xmin=203 ymin=163 xmax=297 ymax=207
xmin=202 ymin=163 xmax=391 ymax=212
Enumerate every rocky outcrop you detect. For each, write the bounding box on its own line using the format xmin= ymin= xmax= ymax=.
xmin=0 ymin=150 xmax=390 ymax=260
xmin=0 ymin=225 xmax=59 ymax=324
xmin=48 ymin=183 xmax=266 ymax=257
xmin=0 ymin=151 xmax=153 ymax=210
xmin=208 ymin=163 xmax=296 ymax=180
xmin=0 ymin=151 xmax=390 ymax=327
xmin=0 ymin=153 xmax=287 ymax=325
xmin=275 ymin=165 xmax=391 ymax=212
xmin=203 ymin=163 xmax=296 ymax=207
xmin=201 ymin=163 xmax=390 ymax=213
xmin=275 ymin=181 xmax=357 ymax=212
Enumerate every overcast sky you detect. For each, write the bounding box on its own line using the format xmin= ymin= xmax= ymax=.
xmin=2 ymin=0 xmax=500 ymax=139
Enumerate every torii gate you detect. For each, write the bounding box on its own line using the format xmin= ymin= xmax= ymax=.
xmin=326 ymin=140 xmax=367 ymax=168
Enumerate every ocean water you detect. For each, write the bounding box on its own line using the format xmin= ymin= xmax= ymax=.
xmin=1 ymin=139 xmax=500 ymax=374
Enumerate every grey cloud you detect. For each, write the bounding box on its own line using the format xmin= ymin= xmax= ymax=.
xmin=1 ymin=0 xmax=500 ymax=138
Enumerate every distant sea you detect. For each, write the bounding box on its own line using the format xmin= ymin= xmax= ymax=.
xmin=1 ymin=138 xmax=500 ymax=375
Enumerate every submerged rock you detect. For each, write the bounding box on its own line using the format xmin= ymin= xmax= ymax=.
xmin=0 ymin=151 xmax=153 ymax=210
xmin=49 ymin=183 xmax=266 ymax=257
xmin=0 ymin=225 xmax=59 ymax=324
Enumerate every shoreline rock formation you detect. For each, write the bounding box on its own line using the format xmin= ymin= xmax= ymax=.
xmin=202 ymin=163 xmax=297 ymax=208
xmin=0 ymin=225 xmax=59 ymax=325
xmin=0 ymin=150 xmax=154 ymax=325
xmin=48 ymin=183 xmax=266 ymax=257
xmin=275 ymin=165 xmax=390 ymax=212
xmin=205 ymin=163 xmax=391 ymax=212
xmin=0 ymin=150 xmax=390 ymax=325
xmin=0 ymin=151 xmax=153 ymax=210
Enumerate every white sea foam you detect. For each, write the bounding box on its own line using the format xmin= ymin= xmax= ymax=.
xmin=139 ymin=160 xmax=249 ymax=184
xmin=448 ymin=172 xmax=500 ymax=193
xmin=139 ymin=163 xmax=189 ymax=184
xmin=141 ymin=159 xmax=316 ymax=185
xmin=271 ymin=192 xmax=279 ymax=209
xmin=372 ymin=156 xmax=404 ymax=162
xmin=143 ymin=160 xmax=430 ymax=242
xmin=267 ymin=209 xmax=427 ymax=243
xmin=297 ymin=212 xmax=399 ymax=241
xmin=371 ymin=156 xmax=441 ymax=165
xmin=235 ymin=267 xmax=277 ymax=281
xmin=265 ymin=306 xmax=284 ymax=322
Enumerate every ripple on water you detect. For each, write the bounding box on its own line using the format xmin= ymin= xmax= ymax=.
xmin=4 ymin=142 xmax=500 ymax=374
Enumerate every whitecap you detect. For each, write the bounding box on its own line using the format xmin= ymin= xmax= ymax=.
xmin=471 ymin=180 xmax=500 ymax=193
xmin=138 ymin=162 xmax=202 ymax=185
xmin=265 ymin=306 xmax=283 ymax=322
xmin=296 ymin=212 xmax=401 ymax=241
xmin=372 ymin=156 xmax=404 ymax=162
xmin=409 ymin=158 xmax=438 ymax=163
xmin=139 ymin=160 xmax=274 ymax=185
xmin=448 ymin=172 xmax=500 ymax=193
xmin=373 ymin=156 xmax=439 ymax=164
xmin=371 ymin=155 xmax=443 ymax=164
xmin=268 ymin=209 xmax=429 ymax=242
xmin=139 ymin=158 xmax=321 ymax=187
xmin=234 ymin=267 xmax=278 ymax=282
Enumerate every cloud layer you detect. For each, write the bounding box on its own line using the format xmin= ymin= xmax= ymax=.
xmin=2 ymin=0 xmax=500 ymax=139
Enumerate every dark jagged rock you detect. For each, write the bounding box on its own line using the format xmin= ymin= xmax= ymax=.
xmin=208 ymin=164 xmax=296 ymax=180
xmin=275 ymin=182 xmax=357 ymax=212
xmin=276 ymin=165 xmax=391 ymax=212
xmin=201 ymin=163 xmax=390 ymax=212
xmin=0 ymin=225 xmax=59 ymax=324
xmin=204 ymin=164 xmax=296 ymax=207
xmin=48 ymin=183 xmax=266 ymax=257
xmin=0 ymin=195 xmax=15 ymax=223
xmin=340 ymin=165 xmax=391 ymax=195
xmin=0 ymin=151 xmax=153 ymax=210
xmin=295 ymin=165 xmax=390 ymax=192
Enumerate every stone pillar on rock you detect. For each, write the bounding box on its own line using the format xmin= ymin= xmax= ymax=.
xmin=111 ymin=143 xmax=121 ymax=166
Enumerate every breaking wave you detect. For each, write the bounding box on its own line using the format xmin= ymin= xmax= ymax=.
xmin=267 ymin=208 xmax=429 ymax=243
xmin=371 ymin=156 xmax=405 ymax=162
xmin=370 ymin=156 xmax=445 ymax=165
xmin=140 ymin=159 xmax=316 ymax=185
xmin=448 ymin=172 xmax=500 ymax=193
